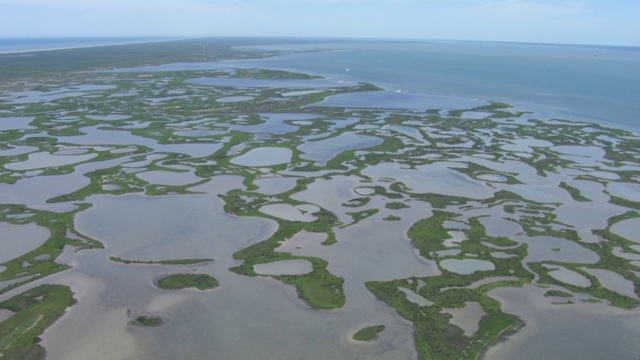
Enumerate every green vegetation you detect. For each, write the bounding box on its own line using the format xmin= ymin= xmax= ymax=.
xmin=352 ymin=325 xmax=385 ymax=341
xmin=0 ymin=204 xmax=102 ymax=295
xmin=222 ymin=190 xmax=346 ymax=309
xmin=544 ymin=290 xmax=573 ymax=298
xmin=366 ymin=205 xmax=534 ymax=359
xmin=344 ymin=209 xmax=379 ymax=226
xmin=0 ymin=285 xmax=76 ymax=359
xmin=342 ymin=197 xmax=371 ymax=208
xmin=383 ymin=215 xmax=402 ymax=221
xmin=156 ymin=274 xmax=218 ymax=290
xmin=0 ymin=38 xmax=290 ymax=84
xmin=385 ymin=201 xmax=410 ymax=209
xmin=366 ymin=280 xmax=524 ymax=360
xmin=131 ymin=315 xmax=164 ymax=327
xmin=278 ymin=269 xmax=345 ymax=309
xmin=109 ymin=256 xmax=213 ymax=265
xmin=559 ymin=182 xmax=591 ymax=202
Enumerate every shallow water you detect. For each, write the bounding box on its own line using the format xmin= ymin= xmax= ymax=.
xmin=230 ymin=147 xmax=292 ymax=166
xmin=320 ymin=90 xmax=487 ymax=111
xmin=581 ymin=268 xmax=638 ymax=299
xmin=363 ymin=162 xmax=495 ymax=199
xmin=174 ymin=130 xmax=227 ymax=137
xmin=253 ymin=259 xmax=313 ymax=275
xmin=43 ymin=178 xmax=420 ymax=360
xmin=259 ymin=203 xmax=319 ymax=222
xmin=252 ymin=177 xmax=298 ymax=195
xmin=86 ymin=114 xmax=132 ymax=121
xmin=5 ymin=152 xmax=98 ymax=170
xmin=0 ymin=145 xmax=38 ymax=156
xmin=611 ymin=218 xmax=640 ymax=244
xmin=216 ymin=96 xmax=253 ymax=103
xmin=135 ymin=170 xmax=204 ymax=186
xmin=439 ymin=259 xmax=495 ymax=275
xmin=485 ymin=284 xmax=640 ymax=360
xmin=65 ymin=126 xmax=224 ymax=158
xmin=298 ymin=132 xmax=383 ymax=166
xmin=442 ymin=302 xmax=485 ymax=336
xmin=398 ymin=287 xmax=433 ymax=307
xmin=0 ymin=222 xmax=50 ymax=263
xmin=543 ymin=265 xmax=591 ymax=288
xmin=188 ymin=77 xmax=357 ymax=89
xmin=607 ymin=182 xmax=640 ymax=202
xmin=0 ymin=309 xmax=13 ymax=322
xmin=0 ymin=116 xmax=36 ymax=131
xmin=479 ymin=216 xmax=521 ymax=238
xmin=291 ymin=175 xmax=366 ymax=225
xmin=516 ymin=235 xmax=600 ymax=264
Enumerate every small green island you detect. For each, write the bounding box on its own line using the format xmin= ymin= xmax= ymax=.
xmin=156 ymin=274 xmax=219 ymax=290
xmin=352 ymin=325 xmax=386 ymax=341
xmin=130 ymin=315 xmax=165 ymax=327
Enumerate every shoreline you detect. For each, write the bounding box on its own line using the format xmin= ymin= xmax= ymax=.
xmin=0 ymin=37 xmax=184 ymax=56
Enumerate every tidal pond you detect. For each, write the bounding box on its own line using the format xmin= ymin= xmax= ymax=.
xmin=442 ymin=302 xmax=485 ymax=336
xmin=5 ymin=152 xmax=98 ymax=170
xmin=216 ymin=96 xmax=253 ymax=102
xmin=135 ymin=170 xmax=205 ymax=186
xmin=0 ymin=222 xmax=50 ymax=263
xmin=439 ymin=259 xmax=495 ymax=275
xmin=398 ymin=287 xmax=433 ymax=306
xmin=543 ymin=265 xmax=591 ymax=288
xmin=259 ymin=203 xmax=319 ymax=222
xmin=581 ymin=268 xmax=638 ymax=299
xmin=0 ymin=116 xmax=36 ymax=131
xmin=611 ymin=218 xmax=640 ymax=244
xmin=297 ymin=132 xmax=382 ymax=166
xmin=363 ymin=162 xmax=495 ymax=199
xmin=230 ymin=147 xmax=292 ymax=166
xmin=252 ymin=177 xmax=298 ymax=195
xmin=253 ymin=259 xmax=313 ymax=275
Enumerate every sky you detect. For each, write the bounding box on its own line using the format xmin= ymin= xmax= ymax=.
xmin=1 ymin=0 xmax=639 ymax=46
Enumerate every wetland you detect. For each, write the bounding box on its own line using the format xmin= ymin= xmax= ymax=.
xmin=0 ymin=37 xmax=639 ymax=360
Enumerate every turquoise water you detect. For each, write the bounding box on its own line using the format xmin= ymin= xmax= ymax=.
xmin=238 ymin=40 xmax=640 ymax=132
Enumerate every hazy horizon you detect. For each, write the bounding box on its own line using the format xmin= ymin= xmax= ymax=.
xmin=1 ymin=0 xmax=639 ymax=47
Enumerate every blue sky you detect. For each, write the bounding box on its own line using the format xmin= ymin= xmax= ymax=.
xmin=1 ymin=0 xmax=639 ymax=46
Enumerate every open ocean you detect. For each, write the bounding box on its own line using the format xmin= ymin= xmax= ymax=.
xmin=235 ymin=40 xmax=640 ymax=133
xmin=1 ymin=38 xmax=638 ymax=133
